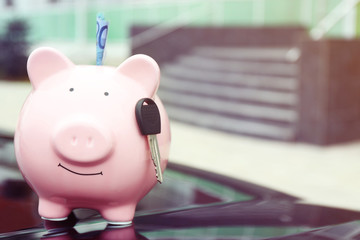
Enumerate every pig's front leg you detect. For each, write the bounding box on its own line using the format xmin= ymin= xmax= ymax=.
xmin=38 ymin=198 xmax=71 ymax=221
xmin=101 ymin=204 xmax=136 ymax=225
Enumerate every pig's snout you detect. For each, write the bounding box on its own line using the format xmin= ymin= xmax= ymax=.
xmin=52 ymin=119 xmax=114 ymax=163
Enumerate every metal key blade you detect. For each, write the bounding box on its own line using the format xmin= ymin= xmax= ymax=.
xmin=148 ymin=135 xmax=163 ymax=183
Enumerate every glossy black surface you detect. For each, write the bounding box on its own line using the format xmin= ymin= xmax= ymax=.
xmin=1 ymin=134 xmax=360 ymax=239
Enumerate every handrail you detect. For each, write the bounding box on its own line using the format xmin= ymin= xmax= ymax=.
xmin=131 ymin=0 xmax=360 ymax=47
xmin=129 ymin=3 xmax=209 ymax=49
xmin=310 ymin=0 xmax=360 ymax=40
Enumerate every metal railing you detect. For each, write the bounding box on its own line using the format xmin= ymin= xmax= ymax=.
xmin=130 ymin=2 xmax=209 ymax=49
xmin=310 ymin=0 xmax=360 ymax=40
xmin=130 ymin=0 xmax=360 ymax=48
xmin=128 ymin=0 xmax=266 ymax=49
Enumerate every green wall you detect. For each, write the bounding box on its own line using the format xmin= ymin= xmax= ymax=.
xmin=1 ymin=0 xmax=358 ymax=44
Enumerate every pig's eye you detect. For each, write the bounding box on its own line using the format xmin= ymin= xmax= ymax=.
xmin=104 ymin=92 xmax=109 ymax=96
xmin=69 ymin=88 xmax=74 ymax=92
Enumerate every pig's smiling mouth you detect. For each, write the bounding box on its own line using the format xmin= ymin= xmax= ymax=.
xmin=58 ymin=163 xmax=103 ymax=176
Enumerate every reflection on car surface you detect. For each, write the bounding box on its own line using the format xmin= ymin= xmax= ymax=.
xmin=1 ymin=134 xmax=360 ymax=239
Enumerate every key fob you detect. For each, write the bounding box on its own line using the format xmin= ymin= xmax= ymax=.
xmin=135 ymin=98 xmax=161 ymax=135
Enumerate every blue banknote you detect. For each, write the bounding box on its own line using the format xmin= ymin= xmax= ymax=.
xmin=96 ymin=13 xmax=108 ymax=65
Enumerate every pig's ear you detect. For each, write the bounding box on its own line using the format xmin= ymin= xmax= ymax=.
xmin=116 ymin=54 xmax=160 ymax=97
xmin=27 ymin=47 xmax=74 ymax=89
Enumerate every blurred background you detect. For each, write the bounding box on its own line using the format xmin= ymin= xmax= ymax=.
xmin=1 ymin=0 xmax=360 ymax=227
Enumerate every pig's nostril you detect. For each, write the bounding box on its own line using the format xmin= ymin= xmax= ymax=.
xmin=71 ymin=136 xmax=78 ymax=146
xmin=87 ymin=137 xmax=94 ymax=148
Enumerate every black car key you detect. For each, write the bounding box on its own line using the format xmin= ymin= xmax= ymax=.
xmin=135 ymin=98 xmax=163 ymax=183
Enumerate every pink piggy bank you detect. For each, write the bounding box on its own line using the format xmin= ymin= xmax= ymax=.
xmin=14 ymin=47 xmax=171 ymax=224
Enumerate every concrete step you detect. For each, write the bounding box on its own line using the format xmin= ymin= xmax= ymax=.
xmin=162 ymin=64 xmax=298 ymax=91
xmin=176 ymin=55 xmax=298 ymax=77
xmin=160 ymin=76 xmax=298 ymax=106
xmin=158 ymin=89 xmax=297 ymax=123
xmin=163 ymin=104 xmax=296 ymax=140
xmin=192 ymin=46 xmax=301 ymax=62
